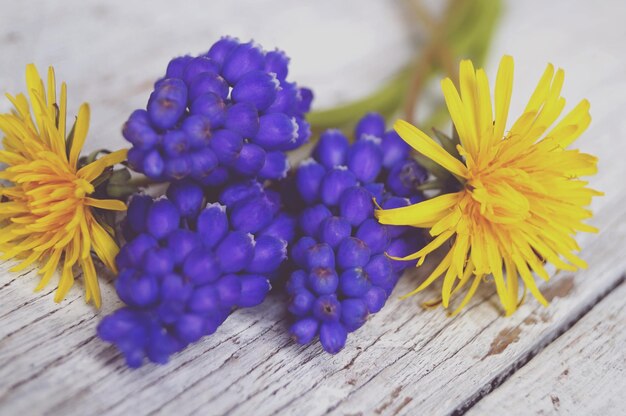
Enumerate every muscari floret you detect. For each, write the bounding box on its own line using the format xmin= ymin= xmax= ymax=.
xmin=123 ymin=37 xmax=312 ymax=184
xmin=98 ymin=180 xmax=295 ymax=367
xmin=284 ymin=113 xmax=428 ymax=354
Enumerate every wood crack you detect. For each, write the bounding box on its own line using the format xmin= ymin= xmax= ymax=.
xmin=323 ymin=296 xmax=493 ymax=414
xmin=99 ymin=318 xmax=268 ymax=415
xmin=451 ymin=274 xmax=626 ymax=415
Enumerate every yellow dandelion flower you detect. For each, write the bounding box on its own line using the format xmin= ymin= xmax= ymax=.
xmin=376 ymin=56 xmax=602 ymax=316
xmin=0 ymin=64 xmax=128 ymax=307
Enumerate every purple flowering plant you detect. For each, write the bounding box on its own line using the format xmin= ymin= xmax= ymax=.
xmin=94 ymin=37 xmax=428 ymax=366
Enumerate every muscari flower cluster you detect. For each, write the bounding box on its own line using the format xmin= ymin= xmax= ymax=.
xmin=97 ymin=37 xmax=312 ymax=366
xmin=123 ymin=36 xmax=312 ymax=185
xmin=98 ymin=179 xmax=295 ymax=366
xmin=284 ymin=113 xmax=427 ymax=353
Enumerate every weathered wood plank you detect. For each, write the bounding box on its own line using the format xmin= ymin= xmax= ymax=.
xmin=467 ymin=282 xmax=626 ymax=416
xmin=1 ymin=1 xmax=626 ymax=416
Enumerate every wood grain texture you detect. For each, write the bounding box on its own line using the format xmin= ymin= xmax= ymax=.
xmin=1 ymin=0 xmax=626 ymax=415
xmin=468 ymin=282 xmax=626 ymax=416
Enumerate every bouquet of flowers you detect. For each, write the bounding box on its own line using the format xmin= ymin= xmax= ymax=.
xmin=0 ymin=5 xmax=600 ymax=368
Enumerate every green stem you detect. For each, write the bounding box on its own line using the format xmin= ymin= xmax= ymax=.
xmin=305 ymin=0 xmax=502 ymax=133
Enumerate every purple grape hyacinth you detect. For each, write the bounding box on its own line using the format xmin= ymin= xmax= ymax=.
xmin=284 ymin=113 xmax=428 ymax=354
xmin=98 ymin=180 xmax=295 ymax=367
xmin=123 ymin=37 xmax=312 ymax=184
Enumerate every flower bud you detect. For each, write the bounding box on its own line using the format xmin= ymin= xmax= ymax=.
xmin=319 ymin=216 xmax=351 ymax=249
xmin=347 ymin=137 xmax=383 ymax=183
xmin=221 ymin=42 xmax=265 ymax=84
xmin=126 ymin=148 xmax=145 ymax=172
xmin=196 ymin=203 xmax=228 ymax=248
xmin=386 ymin=235 xmax=423 ymax=272
xmin=143 ymin=247 xmax=175 ymax=276
xmin=283 ymin=117 xmax=311 ymax=151
xmin=147 ymin=78 xmax=187 ymax=130
xmin=121 ymin=273 xmax=159 ymax=308
xmin=364 ymin=254 xmax=394 ymax=287
xmin=259 ymin=212 xmax=296 ymax=243
xmin=319 ymin=321 xmax=347 ymax=354
xmin=182 ymin=56 xmax=220 ymax=85
xmin=290 ymin=318 xmax=319 ymax=344
xmin=188 ymin=71 xmax=228 ymax=101
xmin=146 ymin=326 xmax=179 ymax=365
xmin=296 ymin=159 xmax=325 ymax=204
xmin=339 ymin=186 xmax=374 ymax=227
xmin=230 ymin=195 xmax=273 ymax=233
xmin=339 ymin=268 xmax=371 ymax=298
xmin=188 ymin=285 xmax=220 ymax=314
xmin=166 ymin=56 xmax=192 ymax=79
xmin=265 ymin=81 xmax=298 ymax=114
xmin=253 ymin=113 xmax=297 ymax=150
xmin=232 ymin=70 xmax=279 ymax=111
xmin=162 ymin=130 xmax=189 ymax=157
xmin=210 ymin=129 xmax=243 ymax=165
xmin=200 ymin=166 xmax=229 ymax=186
xmin=123 ymin=110 xmax=159 ymax=150
xmin=164 ymin=155 xmax=191 ymax=179
xmin=300 ymin=204 xmax=332 ymax=238
xmin=290 ymin=236 xmax=316 ymax=268
xmin=386 ymin=158 xmax=428 ymax=197
xmin=313 ymin=295 xmax=341 ymax=322
xmin=219 ymin=180 xmax=263 ymax=206
xmin=216 ymin=274 xmax=242 ymax=308
xmin=147 ymin=199 xmax=180 ymax=240
xmin=126 ymin=194 xmax=153 ymax=235
xmin=297 ymin=87 xmax=314 ymax=114
xmin=206 ymin=36 xmax=240 ymax=68
xmin=259 ymin=151 xmax=289 ymax=180
xmin=337 ymin=237 xmax=371 ymax=269
xmin=356 ymin=219 xmax=390 ymax=254
xmin=190 ymin=93 xmax=226 ymax=128
xmin=166 ymin=180 xmax=204 ymax=219
xmin=232 ymin=143 xmax=266 ymax=176
xmin=166 ymin=229 xmax=200 ymax=265
xmin=183 ymin=249 xmax=220 ymax=284
xmin=225 ymin=102 xmax=259 ymax=138
xmin=381 ymin=130 xmax=410 ymax=169
xmin=341 ymin=299 xmax=368 ymax=332
xmin=142 ymin=149 xmax=165 ymax=179
xmin=354 ymin=112 xmax=385 ymax=139
xmin=306 ymin=243 xmax=335 ymax=270
xmin=288 ymin=288 xmax=316 ymax=316
xmin=182 ymin=115 xmax=214 ymax=149
xmin=308 ymin=267 xmax=339 ymax=295
xmin=363 ymin=286 xmax=387 ymax=313
xmin=247 ymin=235 xmax=287 ymax=273
xmin=175 ymin=314 xmax=205 ymax=343
xmin=314 ymin=129 xmax=349 ymax=168
xmin=264 ymin=49 xmax=289 ymax=80
xmin=320 ymin=167 xmax=357 ymax=206
xmin=190 ymin=148 xmax=218 ymax=179
xmin=238 ymin=274 xmax=270 ymax=307
xmin=116 ymin=233 xmax=158 ymax=269
xmin=216 ymin=231 xmax=254 ymax=273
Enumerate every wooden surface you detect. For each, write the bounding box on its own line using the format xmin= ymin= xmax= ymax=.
xmin=1 ymin=1 xmax=625 ymax=415
xmin=468 ymin=283 xmax=626 ymax=416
